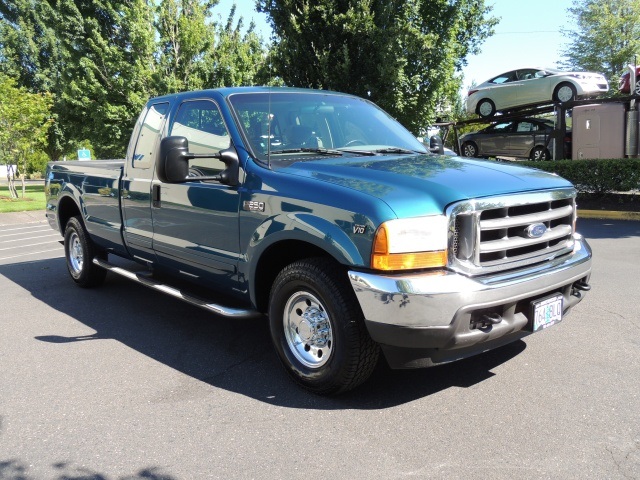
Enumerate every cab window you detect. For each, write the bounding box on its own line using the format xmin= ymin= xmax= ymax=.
xmin=170 ymin=100 xmax=231 ymax=175
xmin=132 ymin=102 xmax=169 ymax=169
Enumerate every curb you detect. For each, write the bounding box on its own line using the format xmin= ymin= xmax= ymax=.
xmin=578 ymin=209 xmax=640 ymax=221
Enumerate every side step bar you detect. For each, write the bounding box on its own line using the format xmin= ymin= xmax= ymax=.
xmin=93 ymin=258 xmax=262 ymax=319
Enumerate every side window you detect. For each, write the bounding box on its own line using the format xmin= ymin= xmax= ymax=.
xmin=132 ymin=103 xmax=169 ymax=169
xmin=170 ymin=100 xmax=231 ymax=175
xmin=489 ymin=122 xmax=513 ymax=133
xmin=517 ymin=122 xmax=534 ymax=132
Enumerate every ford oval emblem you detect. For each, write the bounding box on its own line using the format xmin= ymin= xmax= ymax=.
xmin=526 ymin=223 xmax=547 ymax=238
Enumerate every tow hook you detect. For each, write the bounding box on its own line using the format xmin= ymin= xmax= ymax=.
xmin=572 ymin=280 xmax=591 ymax=298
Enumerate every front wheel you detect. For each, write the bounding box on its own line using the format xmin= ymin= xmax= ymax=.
xmin=553 ymin=82 xmax=577 ymax=103
xmin=462 ymin=141 xmax=479 ymax=157
xmin=268 ymin=258 xmax=379 ymax=395
xmin=64 ymin=216 xmax=107 ymax=288
xmin=530 ymin=146 xmax=550 ymax=161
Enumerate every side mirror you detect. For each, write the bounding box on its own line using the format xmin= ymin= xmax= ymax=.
xmin=158 ymin=136 xmax=190 ymax=183
xmin=157 ymin=136 xmax=240 ymax=186
xmin=429 ymin=135 xmax=445 ymax=155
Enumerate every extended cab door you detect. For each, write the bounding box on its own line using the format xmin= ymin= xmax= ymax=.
xmin=121 ymin=102 xmax=170 ymax=263
xmin=150 ymin=98 xmax=241 ymax=284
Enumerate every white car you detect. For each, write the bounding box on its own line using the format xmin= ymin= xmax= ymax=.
xmin=465 ymin=67 xmax=609 ymax=117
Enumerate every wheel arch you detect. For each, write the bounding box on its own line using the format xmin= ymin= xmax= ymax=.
xmin=57 ymin=194 xmax=83 ymax=233
xmin=252 ymin=239 xmax=343 ymax=314
xmin=245 ymin=211 xmax=371 ymax=312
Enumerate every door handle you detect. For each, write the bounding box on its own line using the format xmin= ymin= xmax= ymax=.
xmin=152 ymin=184 xmax=161 ymax=208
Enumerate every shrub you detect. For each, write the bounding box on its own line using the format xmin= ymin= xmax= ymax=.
xmin=516 ymin=158 xmax=640 ymax=194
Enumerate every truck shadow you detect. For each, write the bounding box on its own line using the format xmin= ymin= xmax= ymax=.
xmin=1 ymin=257 xmax=526 ymax=410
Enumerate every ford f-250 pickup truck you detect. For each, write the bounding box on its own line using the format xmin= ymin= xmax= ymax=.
xmin=46 ymin=87 xmax=592 ymax=394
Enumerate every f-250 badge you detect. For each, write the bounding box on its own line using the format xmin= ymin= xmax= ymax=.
xmin=243 ymin=200 xmax=265 ymax=212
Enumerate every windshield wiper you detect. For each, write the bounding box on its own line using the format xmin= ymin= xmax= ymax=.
xmin=374 ymin=147 xmax=423 ymax=155
xmin=268 ymin=147 xmax=344 ymax=156
xmin=337 ymin=148 xmax=378 ymax=156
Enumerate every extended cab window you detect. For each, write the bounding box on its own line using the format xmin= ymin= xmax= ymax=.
xmin=132 ymin=102 xmax=169 ymax=169
xmin=171 ymin=100 xmax=231 ymax=175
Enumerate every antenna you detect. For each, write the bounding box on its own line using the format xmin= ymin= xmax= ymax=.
xmin=267 ymin=47 xmax=273 ymax=169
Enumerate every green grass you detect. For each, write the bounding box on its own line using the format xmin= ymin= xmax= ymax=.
xmin=0 ymin=182 xmax=46 ymax=213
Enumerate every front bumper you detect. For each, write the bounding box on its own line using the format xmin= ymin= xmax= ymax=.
xmin=349 ymin=235 xmax=592 ymax=368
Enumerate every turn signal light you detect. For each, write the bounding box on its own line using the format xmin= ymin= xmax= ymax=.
xmin=372 ymin=251 xmax=448 ymax=271
xmin=372 ymin=225 xmax=447 ymax=271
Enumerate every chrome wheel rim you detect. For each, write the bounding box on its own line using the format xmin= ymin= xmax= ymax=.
xmin=478 ymin=101 xmax=493 ymax=117
xmin=557 ymin=86 xmax=574 ymax=102
xmin=283 ymin=291 xmax=333 ymax=368
xmin=68 ymin=232 xmax=84 ymax=274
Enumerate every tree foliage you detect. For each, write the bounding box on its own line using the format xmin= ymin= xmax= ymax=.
xmin=0 ymin=0 xmax=268 ymax=160
xmin=257 ymin=0 xmax=497 ymax=133
xmin=561 ymin=0 xmax=640 ymax=81
xmin=0 ymin=74 xmax=52 ymax=194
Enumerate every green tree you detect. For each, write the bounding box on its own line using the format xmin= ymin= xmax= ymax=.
xmin=561 ymin=0 xmax=640 ymax=82
xmin=205 ymin=6 xmax=268 ymax=88
xmin=155 ymin=0 xmax=218 ymax=93
xmin=0 ymin=75 xmax=52 ymax=197
xmin=55 ymin=0 xmax=157 ymax=159
xmin=257 ymin=0 xmax=497 ymax=133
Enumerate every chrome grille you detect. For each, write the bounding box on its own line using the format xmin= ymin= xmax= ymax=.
xmin=448 ymin=190 xmax=576 ymax=276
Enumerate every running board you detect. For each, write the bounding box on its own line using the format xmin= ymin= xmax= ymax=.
xmin=92 ymin=258 xmax=262 ymax=319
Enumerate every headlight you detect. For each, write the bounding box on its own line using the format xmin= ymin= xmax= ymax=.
xmin=371 ymin=216 xmax=448 ymax=271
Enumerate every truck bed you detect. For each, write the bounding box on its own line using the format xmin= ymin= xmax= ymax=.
xmin=47 ymin=160 xmax=125 ymax=251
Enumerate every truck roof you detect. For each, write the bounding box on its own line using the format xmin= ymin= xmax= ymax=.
xmin=148 ymin=86 xmax=355 ymax=104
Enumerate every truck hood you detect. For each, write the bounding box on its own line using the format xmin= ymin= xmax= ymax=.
xmin=280 ymin=154 xmax=573 ymax=218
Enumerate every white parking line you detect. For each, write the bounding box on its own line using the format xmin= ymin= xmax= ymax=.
xmin=0 ymin=227 xmax=53 ymax=238
xmin=0 ymin=247 xmax=63 ymax=261
xmin=0 ymin=233 xmax=61 ymax=244
xmin=0 ymin=240 xmax=61 ymax=251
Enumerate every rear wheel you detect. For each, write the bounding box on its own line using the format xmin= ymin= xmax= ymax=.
xmin=477 ymin=99 xmax=496 ymax=118
xmin=530 ymin=146 xmax=550 ymax=161
xmin=462 ymin=141 xmax=479 ymax=157
xmin=64 ymin=216 xmax=107 ymax=288
xmin=268 ymin=258 xmax=379 ymax=395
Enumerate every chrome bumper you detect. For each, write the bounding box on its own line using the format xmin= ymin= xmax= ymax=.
xmin=348 ymin=235 xmax=592 ymax=367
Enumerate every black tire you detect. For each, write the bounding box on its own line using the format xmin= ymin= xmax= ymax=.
xmin=553 ymin=82 xmax=577 ymax=103
xmin=476 ymin=99 xmax=496 ymax=118
xmin=462 ymin=141 xmax=479 ymax=157
xmin=530 ymin=146 xmax=550 ymax=161
xmin=64 ymin=216 xmax=107 ymax=288
xmin=268 ymin=258 xmax=380 ymax=395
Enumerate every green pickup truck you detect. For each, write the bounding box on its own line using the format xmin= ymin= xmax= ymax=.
xmin=45 ymin=87 xmax=592 ymax=394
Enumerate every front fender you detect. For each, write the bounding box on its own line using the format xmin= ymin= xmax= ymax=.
xmin=246 ymin=212 xmax=369 ymax=268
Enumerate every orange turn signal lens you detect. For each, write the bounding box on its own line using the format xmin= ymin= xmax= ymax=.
xmin=371 ymin=251 xmax=447 ymax=271
xmin=371 ymin=225 xmax=447 ymax=271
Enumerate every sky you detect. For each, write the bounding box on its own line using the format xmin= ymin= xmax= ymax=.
xmin=215 ymin=0 xmax=578 ymax=93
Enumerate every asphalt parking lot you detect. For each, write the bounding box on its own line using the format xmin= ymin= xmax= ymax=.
xmin=1 ymin=213 xmax=639 ymax=479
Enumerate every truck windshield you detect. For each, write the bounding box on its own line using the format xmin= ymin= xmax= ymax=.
xmin=228 ymin=91 xmax=427 ymax=164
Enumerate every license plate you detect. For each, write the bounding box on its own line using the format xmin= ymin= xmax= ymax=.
xmin=530 ymin=294 xmax=564 ymax=332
